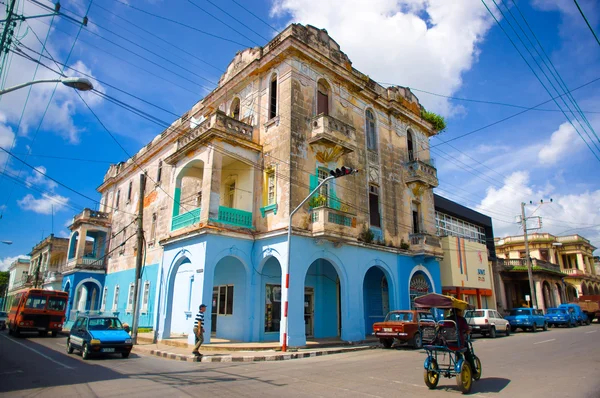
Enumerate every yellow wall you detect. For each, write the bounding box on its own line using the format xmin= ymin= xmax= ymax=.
xmin=440 ymin=237 xmax=493 ymax=290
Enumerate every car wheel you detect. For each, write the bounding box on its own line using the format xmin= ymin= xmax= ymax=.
xmin=489 ymin=327 xmax=497 ymax=339
xmin=543 ymin=322 xmax=548 ymax=331
xmin=14 ymin=327 xmax=20 ymax=337
xmin=381 ymin=338 xmax=393 ymax=349
xmin=531 ymin=325 xmax=537 ymax=333
xmin=511 ymin=326 xmax=517 ymax=333
xmin=412 ymin=332 xmax=423 ymax=349
xmin=82 ymin=343 xmax=90 ymax=360
xmin=121 ymin=352 xmax=130 ymax=359
xmin=586 ymin=319 xmax=591 ymax=326
xmin=8 ymin=324 xmax=13 ymax=336
xmin=51 ymin=331 xmax=58 ymax=337
xmin=67 ymin=339 xmax=74 ymax=354
xmin=505 ymin=326 xmax=510 ymax=336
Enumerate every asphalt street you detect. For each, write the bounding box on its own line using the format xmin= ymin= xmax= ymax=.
xmin=0 ymin=324 xmax=599 ymax=397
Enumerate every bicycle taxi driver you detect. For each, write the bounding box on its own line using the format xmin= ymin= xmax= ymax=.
xmin=447 ymin=308 xmax=477 ymax=376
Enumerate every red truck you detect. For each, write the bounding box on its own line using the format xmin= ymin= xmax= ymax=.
xmin=573 ymin=295 xmax=600 ymax=323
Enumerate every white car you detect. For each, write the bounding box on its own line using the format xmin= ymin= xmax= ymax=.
xmin=464 ymin=309 xmax=510 ymax=338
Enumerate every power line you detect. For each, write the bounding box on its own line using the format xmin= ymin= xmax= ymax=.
xmin=574 ymin=0 xmax=600 ymax=47
xmin=229 ymin=0 xmax=280 ymax=33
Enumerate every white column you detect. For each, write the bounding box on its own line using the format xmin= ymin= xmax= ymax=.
xmin=534 ymin=280 xmax=544 ymax=311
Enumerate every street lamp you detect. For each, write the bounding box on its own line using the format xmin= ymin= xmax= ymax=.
xmin=280 ymin=166 xmax=358 ymax=352
xmin=1 ymin=241 xmax=12 ymax=245
xmin=0 ymin=77 xmax=93 ymax=96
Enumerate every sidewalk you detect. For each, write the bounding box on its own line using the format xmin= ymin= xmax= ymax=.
xmin=133 ymin=340 xmax=379 ymax=363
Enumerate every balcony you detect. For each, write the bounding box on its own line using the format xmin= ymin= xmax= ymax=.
xmin=409 ymin=233 xmax=443 ymax=257
xmin=498 ymin=258 xmax=564 ymax=274
xmin=64 ymin=256 xmax=106 ymax=272
xmin=405 ymin=157 xmax=438 ymax=188
xmin=71 ymin=208 xmax=111 ymax=228
xmin=310 ymin=206 xmax=357 ymax=236
xmin=44 ymin=271 xmax=61 ymax=284
xmin=213 ymin=206 xmax=253 ymax=229
xmin=308 ymin=114 xmax=356 ymax=156
xmin=171 ymin=208 xmax=201 ymax=231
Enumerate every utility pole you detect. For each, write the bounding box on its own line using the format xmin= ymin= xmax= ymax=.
xmin=0 ymin=0 xmax=17 ymax=78
xmin=521 ymin=202 xmax=537 ymax=309
xmin=131 ymin=172 xmax=146 ymax=344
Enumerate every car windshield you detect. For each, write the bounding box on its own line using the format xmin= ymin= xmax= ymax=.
xmin=0 ymin=311 xmax=7 ymax=317
xmin=509 ymin=309 xmax=530 ymax=316
xmin=88 ymin=318 xmax=124 ymax=331
xmin=419 ymin=313 xmax=435 ymax=321
xmin=25 ymin=295 xmax=47 ymax=310
xmin=47 ymin=297 xmax=66 ymax=311
xmin=547 ymin=309 xmax=566 ymax=314
xmin=385 ymin=312 xmax=414 ymax=322
xmin=465 ymin=310 xmax=485 ymax=318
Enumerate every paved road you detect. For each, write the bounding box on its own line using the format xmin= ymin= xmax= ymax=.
xmin=0 ymin=324 xmax=599 ymax=397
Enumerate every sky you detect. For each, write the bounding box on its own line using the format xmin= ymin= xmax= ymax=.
xmin=1 ymin=0 xmax=599 ymax=270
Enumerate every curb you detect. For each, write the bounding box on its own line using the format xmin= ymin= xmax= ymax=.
xmin=137 ymin=345 xmax=377 ymax=363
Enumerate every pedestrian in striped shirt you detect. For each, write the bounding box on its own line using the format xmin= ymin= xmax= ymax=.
xmin=193 ymin=304 xmax=206 ymax=357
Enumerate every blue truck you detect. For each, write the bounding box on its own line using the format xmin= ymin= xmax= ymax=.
xmin=504 ymin=308 xmax=547 ymax=333
xmin=544 ymin=307 xmax=577 ymax=328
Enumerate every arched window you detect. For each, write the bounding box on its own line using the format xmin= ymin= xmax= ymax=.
xmin=407 ymin=129 xmax=414 ymax=161
xmin=269 ymin=74 xmax=277 ymax=119
xmin=230 ymin=97 xmax=241 ymax=120
xmin=317 ymin=79 xmax=330 ymax=115
xmin=366 ymin=109 xmax=377 ymax=150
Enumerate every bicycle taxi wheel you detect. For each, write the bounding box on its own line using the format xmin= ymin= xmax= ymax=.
xmin=456 ymin=361 xmax=473 ymax=394
xmin=473 ymin=355 xmax=482 ymax=381
xmin=424 ymin=358 xmax=440 ymax=389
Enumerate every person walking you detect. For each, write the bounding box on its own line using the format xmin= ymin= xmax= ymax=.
xmin=192 ymin=304 xmax=206 ymax=358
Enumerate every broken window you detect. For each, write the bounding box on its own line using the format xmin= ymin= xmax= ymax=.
xmin=317 ymin=79 xmax=330 ymax=115
xmin=269 ymin=74 xmax=277 ymax=119
xmin=369 ymin=184 xmax=381 ymax=227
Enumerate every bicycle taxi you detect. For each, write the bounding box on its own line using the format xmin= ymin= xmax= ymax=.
xmin=414 ymin=293 xmax=482 ymax=394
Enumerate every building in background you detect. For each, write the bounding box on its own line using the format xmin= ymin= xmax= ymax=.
xmin=28 ymin=234 xmax=68 ymax=291
xmin=434 ymin=194 xmax=497 ymax=310
xmin=495 ymin=233 xmax=599 ymax=312
xmin=96 ymin=24 xmax=445 ymax=346
xmin=4 ymin=258 xmax=30 ymax=310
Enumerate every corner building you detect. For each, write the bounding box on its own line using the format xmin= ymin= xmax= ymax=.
xmin=98 ymin=24 xmax=444 ymax=346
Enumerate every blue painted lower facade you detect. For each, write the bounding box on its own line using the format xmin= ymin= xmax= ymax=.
xmin=156 ymin=233 xmax=441 ymax=347
xmin=62 ymin=271 xmax=106 ymax=325
xmin=101 ymin=264 xmax=159 ymax=329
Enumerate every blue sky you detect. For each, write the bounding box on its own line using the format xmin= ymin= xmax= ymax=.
xmin=1 ymin=0 xmax=599 ymax=268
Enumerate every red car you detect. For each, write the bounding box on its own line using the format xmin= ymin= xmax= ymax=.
xmin=373 ymin=310 xmax=435 ymax=349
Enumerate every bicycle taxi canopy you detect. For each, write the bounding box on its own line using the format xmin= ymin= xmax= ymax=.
xmin=414 ymin=293 xmax=472 ymax=311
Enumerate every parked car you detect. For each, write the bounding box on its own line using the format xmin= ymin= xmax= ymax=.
xmin=545 ymin=308 xmax=577 ymax=328
xmin=558 ymin=303 xmax=590 ymax=326
xmin=373 ymin=310 xmax=435 ymax=349
xmin=0 ymin=311 xmax=7 ymax=330
xmin=504 ymin=308 xmax=547 ymax=332
xmin=67 ymin=315 xmax=132 ymax=360
xmin=464 ymin=309 xmax=511 ymax=338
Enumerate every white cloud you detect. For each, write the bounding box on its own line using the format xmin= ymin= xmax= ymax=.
xmin=0 ymin=113 xmax=16 ymax=165
xmin=477 ymin=171 xmax=600 ymax=254
xmin=17 ymin=193 xmax=70 ymax=215
xmin=25 ymin=166 xmax=58 ymax=191
xmin=271 ymin=0 xmax=495 ymax=116
xmin=538 ymin=122 xmax=584 ymax=165
xmin=0 ymin=255 xmax=29 ymax=271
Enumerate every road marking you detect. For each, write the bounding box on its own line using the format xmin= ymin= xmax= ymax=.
xmin=0 ymin=370 xmax=23 ymax=375
xmin=1 ymin=334 xmax=74 ymax=369
xmin=585 ymin=330 xmax=597 ymax=334
xmin=534 ymin=339 xmax=555 ymax=345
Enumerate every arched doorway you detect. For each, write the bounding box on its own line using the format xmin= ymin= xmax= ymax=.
xmin=363 ymin=266 xmax=392 ymax=336
xmin=212 ymin=256 xmax=247 ymax=341
xmin=566 ymin=284 xmax=578 ymax=302
xmin=409 ymin=271 xmax=433 ymax=309
xmin=582 ymin=282 xmax=589 ymax=296
xmin=304 ymin=259 xmax=341 ymax=339
xmin=166 ymin=257 xmax=195 ymax=337
xmin=73 ymin=280 xmax=101 ymax=313
xmin=230 ymin=97 xmax=241 ymax=120
xmin=542 ymin=281 xmax=554 ymax=310
xmin=261 ymin=257 xmax=282 ymax=339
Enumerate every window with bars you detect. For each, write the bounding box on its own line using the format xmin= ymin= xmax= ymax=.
xmin=101 ymin=287 xmax=108 ymax=311
xmin=366 ymin=109 xmax=377 ymax=151
xmin=318 ymin=168 xmax=330 ymax=205
xmin=127 ymin=284 xmax=135 ymax=312
xmin=112 ymin=285 xmax=120 ymax=311
xmin=434 ymin=211 xmax=486 ymax=244
xmin=227 ymin=182 xmax=236 ymax=208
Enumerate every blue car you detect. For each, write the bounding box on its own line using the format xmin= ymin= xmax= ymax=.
xmin=67 ymin=316 xmax=133 ymax=360
xmin=504 ymin=308 xmax=547 ymax=332
xmin=558 ymin=304 xmax=590 ymax=326
xmin=545 ymin=308 xmax=576 ymax=328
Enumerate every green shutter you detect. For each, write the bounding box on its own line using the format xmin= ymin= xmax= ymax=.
xmin=172 ymin=187 xmax=181 ymax=217
xmin=330 ymin=183 xmax=341 ymax=210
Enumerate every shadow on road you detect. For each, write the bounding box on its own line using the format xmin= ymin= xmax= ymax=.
xmin=473 ymin=377 xmax=511 ymax=394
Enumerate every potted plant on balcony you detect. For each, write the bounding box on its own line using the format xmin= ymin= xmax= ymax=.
xmin=308 ymin=195 xmax=328 ymax=209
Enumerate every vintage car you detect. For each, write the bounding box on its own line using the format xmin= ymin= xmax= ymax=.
xmin=545 ymin=307 xmax=577 ymax=328
xmin=373 ymin=310 xmax=435 ymax=349
xmin=504 ymin=308 xmax=547 ymax=332
xmin=464 ymin=309 xmax=511 ymax=338
xmin=67 ymin=315 xmax=132 ymax=360
xmin=558 ymin=303 xmax=590 ymax=326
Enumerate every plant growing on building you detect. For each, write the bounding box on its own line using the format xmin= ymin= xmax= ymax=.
xmin=420 ymin=108 xmax=446 ymax=132
xmin=308 ymin=195 xmax=327 ymax=208
xmin=400 ymin=238 xmax=410 ymax=251
xmin=358 ymin=225 xmax=375 ymax=244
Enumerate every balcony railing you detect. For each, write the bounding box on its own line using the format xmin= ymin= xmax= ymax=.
xmin=44 ymin=271 xmax=61 ymax=283
xmin=498 ymin=258 xmax=563 ymax=274
xmin=216 ymin=206 xmax=253 ymax=228
xmin=171 ymin=208 xmax=201 ymax=231
xmin=310 ymin=206 xmax=357 ymax=236
xmin=64 ymin=256 xmax=106 ymax=271
xmin=177 ymin=110 xmax=254 ymax=150
xmin=308 ymin=114 xmax=356 ymax=156
xmin=409 ymin=233 xmax=443 ymax=256
xmin=405 ymin=158 xmax=438 ymax=187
